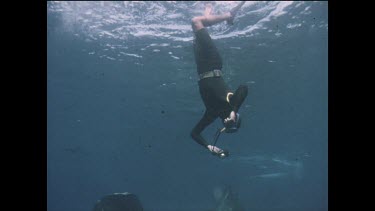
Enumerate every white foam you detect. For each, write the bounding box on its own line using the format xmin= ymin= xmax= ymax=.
xmin=295 ymin=2 xmax=304 ymax=8
xmin=106 ymin=56 xmax=116 ymax=60
xmin=100 ymin=31 xmax=115 ymax=37
xmin=250 ymin=172 xmax=288 ymax=179
xmin=319 ymin=23 xmax=328 ymax=29
xmin=300 ymin=6 xmax=312 ymax=15
xmin=286 ymin=23 xmax=302 ymax=29
xmin=213 ymin=2 xmax=294 ymax=40
xmin=119 ymin=52 xmax=143 ymax=58
xmin=48 ymin=1 xmax=318 ymax=44
xmin=166 ymin=13 xmax=182 ymax=19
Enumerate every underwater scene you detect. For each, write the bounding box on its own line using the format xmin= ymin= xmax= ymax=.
xmin=47 ymin=1 xmax=328 ymax=211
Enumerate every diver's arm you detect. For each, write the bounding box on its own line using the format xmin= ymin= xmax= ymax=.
xmin=190 ymin=111 xmax=216 ymax=149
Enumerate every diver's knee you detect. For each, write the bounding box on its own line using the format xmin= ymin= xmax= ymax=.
xmin=234 ymin=85 xmax=248 ymax=99
xmin=239 ymin=84 xmax=248 ymax=89
xmin=190 ymin=130 xmax=197 ymax=139
xmin=239 ymin=84 xmax=248 ymax=93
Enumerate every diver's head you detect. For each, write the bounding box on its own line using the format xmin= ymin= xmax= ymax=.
xmin=222 ymin=113 xmax=241 ymax=133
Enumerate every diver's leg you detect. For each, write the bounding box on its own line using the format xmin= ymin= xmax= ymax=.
xmin=224 ymin=85 xmax=248 ymax=123
xmin=227 ymin=1 xmax=246 ymax=25
xmin=191 ymin=13 xmax=231 ymax=32
xmin=191 ymin=1 xmax=245 ymax=32
xmin=230 ymin=85 xmax=248 ymax=113
xmin=191 ymin=110 xmax=217 ymax=148
xmin=204 ymin=3 xmax=213 ymax=16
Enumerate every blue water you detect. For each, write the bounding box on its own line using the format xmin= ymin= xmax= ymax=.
xmin=47 ymin=2 xmax=328 ymax=211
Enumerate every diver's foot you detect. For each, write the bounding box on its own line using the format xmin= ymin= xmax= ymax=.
xmin=207 ymin=145 xmax=229 ymax=158
xmin=226 ymin=1 xmax=246 ymax=25
xmin=204 ymin=3 xmax=213 ymax=16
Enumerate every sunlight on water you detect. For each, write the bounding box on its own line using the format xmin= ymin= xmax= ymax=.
xmin=47 ymin=1 xmax=322 ymax=42
xmin=48 ymin=1 xmax=326 ymax=64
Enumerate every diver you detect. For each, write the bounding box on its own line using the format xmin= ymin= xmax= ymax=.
xmin=190 ymin=2 xmax=248 ymax=158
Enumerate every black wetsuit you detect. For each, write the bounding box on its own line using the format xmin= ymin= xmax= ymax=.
xmin=191 ymin=28 xmax=248 ymax=147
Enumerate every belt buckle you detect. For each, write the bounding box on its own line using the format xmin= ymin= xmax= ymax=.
xmin=213 ymin=69 xmax=220 ymax=76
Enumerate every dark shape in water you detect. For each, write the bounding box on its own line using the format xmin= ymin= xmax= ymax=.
xmin=93 ymin=192 xmax=143 ymax=211
xmin=211 ymin=185 xmax=245 ymax=211
xmin=64 ymin=146 xmax=81 ymax=154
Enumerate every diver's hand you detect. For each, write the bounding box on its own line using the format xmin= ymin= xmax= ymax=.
xmin=224 ymin=111 xmax=236 ymax=124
